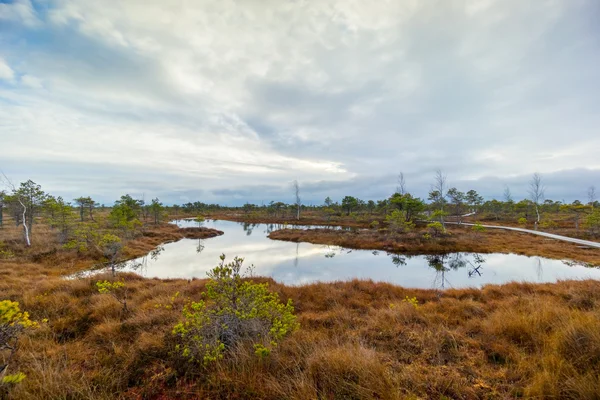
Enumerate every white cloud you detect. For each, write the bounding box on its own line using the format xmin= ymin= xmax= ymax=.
xmin=20 ymin=74 xmax=43 ymax=89
xmin=0 ymin=58 xmax=15 ymax=82
xmin=0 ymin=0 xmax=599 ymax=203
xmin=0 ymin=0 xmax=41 ymax=27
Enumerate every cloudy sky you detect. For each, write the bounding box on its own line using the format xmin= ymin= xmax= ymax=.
xmin=1 ymin=0 xmax=599 ymax=205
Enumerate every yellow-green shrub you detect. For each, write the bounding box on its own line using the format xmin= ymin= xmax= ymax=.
xmin=172 ymin=255 xmax=298 ymax=365
xmin=0 ymin=300 xmax=39 ymax=388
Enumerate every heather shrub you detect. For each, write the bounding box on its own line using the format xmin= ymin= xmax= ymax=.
xmin=172 ymin=255 xmax=298 ymax=365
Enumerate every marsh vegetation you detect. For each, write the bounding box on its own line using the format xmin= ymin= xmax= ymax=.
xmin=1 ymin=178 xmax=600 ymax=399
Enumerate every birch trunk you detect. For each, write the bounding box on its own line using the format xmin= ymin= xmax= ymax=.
xmin=18 ymin=197 xmax=31 ymax=246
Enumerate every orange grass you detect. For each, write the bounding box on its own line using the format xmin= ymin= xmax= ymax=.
xmin=269 ymin=226 xmax=600 ymax=265
xmin=2 ymin=216 xmax=600 ymax=399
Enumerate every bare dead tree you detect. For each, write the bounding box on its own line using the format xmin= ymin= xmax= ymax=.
xmin=432 ymin=169 xmax=447 ymax=228
xmin=528 ymin=173 xmax=545 ymax=228
xmin=293 ymin=180 xmax=301 ymax=220
xmin=396 ymin=172 xmax=406 ymax=195
xmin=589 ymin=186 xmax=597 ymax=209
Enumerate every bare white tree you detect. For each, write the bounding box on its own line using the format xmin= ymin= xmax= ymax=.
xmin=589 ymin=186 xmax=597 ymax=209
xmin=432 ymin=169 xmax=447 ymax=228
xmin=292 ymin=180 xmax=301 ymax=220
xmin=396 ymin=172 xmax=406 ymax=195
xmin=528 ymin=173 xmax=545 ymax=228
xmin=0 ymin=172 xmax=30 ymax=246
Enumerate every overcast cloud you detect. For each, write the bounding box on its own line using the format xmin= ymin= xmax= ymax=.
xmin=1 ymin=0 xmax=599 ymax=205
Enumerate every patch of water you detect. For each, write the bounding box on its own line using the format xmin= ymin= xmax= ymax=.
xmin=79 ymin=220 xmax=600 ymax=289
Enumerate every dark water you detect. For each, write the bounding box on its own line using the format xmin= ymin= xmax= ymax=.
xmin=87 ymin=219 xmax=600 ymax=289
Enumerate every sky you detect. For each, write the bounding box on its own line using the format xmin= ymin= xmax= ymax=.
xmin=1 ymin=0 xmax=599 ymax=206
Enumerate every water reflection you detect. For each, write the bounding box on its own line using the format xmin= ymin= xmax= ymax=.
xmin=424 ymin=253 xmax=486 ymax=289
xmin=391 ymin=254 xmax=407 ymax=267
xmin=242 ymin=222 xmax=258 ymax=236
xmin=76 ymin=220 xmax=600 ymax=289
xmin=122 ymin=244 xmax=165 ymax=276
xmin=385 ymin=253 xmax=487 ymax=289
xmin=196 ymin=239 xmax=205 ymax=254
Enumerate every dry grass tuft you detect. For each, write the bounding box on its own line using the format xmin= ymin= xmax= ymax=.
xmin=306 ymin=344 xmax=398 ymax=400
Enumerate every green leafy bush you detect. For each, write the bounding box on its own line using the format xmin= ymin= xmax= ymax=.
xmin=109 ymin=195 xmax=143 ymax=236
xmin=585 ymin=210 xmax=600 ymax=236
xmin=426 ymin=221 xmax=445 ymax=237
xmin=472 ymin=223 xmax=485 ymax=233
xmin=194 ymin=215 xmax=205 ymax=227
xmin=540 ymin=219 xmax=558 ymax=229
xmin=172 ymin=255 xmax=298 ymax=365
xmin=472 ymin=223 xmax=486 ymax=238
xmin=385 ymin=210 xmax=415 ymax=234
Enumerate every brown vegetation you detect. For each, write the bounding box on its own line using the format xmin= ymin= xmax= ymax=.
xmin=204 ymin=211 xmax=372 ymax=228
xmin=2 ymin=258 xmax=600 ymax=399
xmin=2 ymin=214 xmax=600 ymax=399
xmin=0 ymin=218 xmax=222 ymax=272
xmin=269 ymin=226 xmax=600 ymax=265
xmin=123 ymin=225 xmax=223 ymax=259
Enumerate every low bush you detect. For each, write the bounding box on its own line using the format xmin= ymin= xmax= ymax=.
xmin=172 ymin=255 xmax=298 ymax=366
xmin=0 ymin=300 xmax=39 ymax=390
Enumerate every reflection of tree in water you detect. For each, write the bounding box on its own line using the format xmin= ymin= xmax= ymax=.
xmin=115 ymin=245 xmax=165 ymax=277
xmin=535 ymin=257 xmax=543 ymax=280
xmin=265 ymin=224 xmax=274 ymax=234
xmin=242 ymin=222 xmax=258 ymax=236
xmin=384 ymin=252 xmax=486 ymax=285
xmin=425 ymin=253 xmax=486 ymax=289
xmin=467 ymin=254 xmax=486 ymax=278
xmin=150 ymin=245 xmax=164 ymax=261
xmin=196 ymin=239 xmax=205 ymax=254
xmin=390 ymin=254 xmax=409 ymax=267
xmin=293 ymin=242 xmax=300 ymax=267
xmin=426 ymin=254 xmax=460 ymax=289
xmin=562 ymin=260 xmax=599 ymax=269
xmin=264 ymin=223 xmax=286 ymax=235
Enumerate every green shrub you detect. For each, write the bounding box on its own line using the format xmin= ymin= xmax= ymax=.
xmin=472 ymin=223 xmax=486 ymax=238
xmin=585 ymin=210 xmax=600 ymax=236
xmin=0 ymin=301 xmax=39 ymax=388
xmin=427 ymin=221 xmax=445 ymax=237
xmin=386 ymin=210 xmax=415 ymax=234
xmin=172 ymin=255 xmax=298 ymax=365
xmin=518 ymin=217 xmax=527 ymax=226
xmin=540 ymin=219 xmax=558 ymax=229
xmin=96 ymin=280 xmax=129 ymax=314
xmin=472 ymin=223 xmax=485 ymax=232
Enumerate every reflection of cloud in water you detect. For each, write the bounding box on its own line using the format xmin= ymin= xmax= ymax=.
xmin=99 ymin=220 xmax=600 ymax=289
